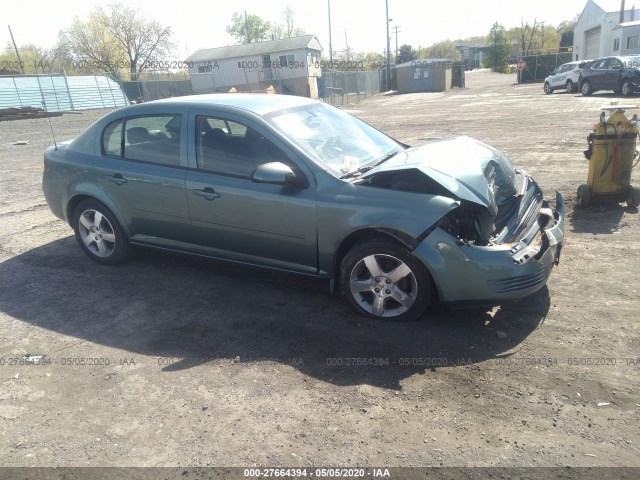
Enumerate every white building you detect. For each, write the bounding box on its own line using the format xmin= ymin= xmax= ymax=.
xmin=573 ymin=0 xmax=640 ymax=60
xmin=185 ymin=35 xmax=322 ymax=98
xmin=615 ymin=20 xmax=640 ymax=55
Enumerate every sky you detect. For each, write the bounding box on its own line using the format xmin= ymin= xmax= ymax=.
xmin=2 ymin=0 xmax=589 ymax=59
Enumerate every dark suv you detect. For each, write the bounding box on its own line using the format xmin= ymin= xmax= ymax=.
xmin=579 ymin=56 xmax=640 ymax=96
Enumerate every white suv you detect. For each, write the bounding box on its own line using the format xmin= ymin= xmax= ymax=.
xmin=543 ymin=61 xmax=583 ymax=94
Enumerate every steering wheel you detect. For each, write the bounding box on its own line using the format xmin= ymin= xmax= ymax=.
xmin=320 ymin=135 xmax=343 ymax=161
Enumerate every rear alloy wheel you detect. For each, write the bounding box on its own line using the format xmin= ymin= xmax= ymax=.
xmin=621 ymin=80 xmax=634 ymax=97
xmin=566 ymin=80 xmax=575 ymax=93
xmin=544 ymin=82 xmax=553 ymax=94
xmin=581 ymin=81 xmax=593 ymax=96
xmin=577 ymin=184 xmax=592 ymax=208
xmin=72 ymin=199 xmax=130 ymax=265
xmin=340 ymin=240 xmax=432 ymax=321
xmin=626 ymin=185 xmax=640 ymax=208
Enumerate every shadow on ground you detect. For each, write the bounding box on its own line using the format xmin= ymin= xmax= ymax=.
xmin=570 ymin=202 xmax=636 ymax=234
xmin=0 ymin=238 xmax=551 ymax=389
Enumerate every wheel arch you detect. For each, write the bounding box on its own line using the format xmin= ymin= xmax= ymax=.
xmin=67 ymin=193 xmax=130 ymax=238
xmin=332 ymin=227 xmax=440 ymax=301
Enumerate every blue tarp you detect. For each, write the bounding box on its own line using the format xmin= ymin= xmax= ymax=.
xmin=0 ymin=75 xmax=129 ymax=111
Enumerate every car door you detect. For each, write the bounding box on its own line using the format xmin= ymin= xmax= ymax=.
xmin=97 ymin=113 xmax=191 ymax=243
xmin=604 ymin=57 xmax=624 ymax=90
xmin=588 ymin=58 xmax=610 ymax=89
xmin=550 ymin=65 xmax=567 ymax=89
xmin=184 ymin=111 xmax=318 ymax=275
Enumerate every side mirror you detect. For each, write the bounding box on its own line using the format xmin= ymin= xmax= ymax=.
xmin=251 ymin=162 xmax=298 ymax=186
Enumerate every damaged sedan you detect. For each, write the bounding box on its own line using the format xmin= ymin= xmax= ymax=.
xmin=43 ymin=94 xmax=565 ymax=321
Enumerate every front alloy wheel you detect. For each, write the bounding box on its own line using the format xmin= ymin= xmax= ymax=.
xmin=544 ymin=82 xmax=553 ymax=94
xmin=581 ymin=81 xmax=593 ymax=96
xmin=340 ymin=240 xmax=432 ymax=321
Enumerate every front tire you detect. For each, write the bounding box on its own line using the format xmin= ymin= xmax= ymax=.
xmin=544 ymin=82 xmax=553 ymax=94
xmin=340 ymin=240 xmax=433 ymax=321
xmin=581 ymin=81 xmax=593 ymax=96
xmin=72 ymin=199 xmax=130 ymax=265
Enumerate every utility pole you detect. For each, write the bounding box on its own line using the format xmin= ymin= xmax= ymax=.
xmin=8 ymin=25 xmax=25 ymax=74
xmin=393 ymin=25 xmax=401 ymax=62
xmin=244 ymin=11 xmax=250 ymax=43
xmin=540 ymin=21 xmax=546 ymax=50
xmin=385 ymin=0 xmax=391 ymax=90
xmin=344 ymin=29 xmax=350 ymax=62
xmin=328 ymin=0 xmax=333 ymax=66
xmin=494 ymin=23 xmax=498 ymax=72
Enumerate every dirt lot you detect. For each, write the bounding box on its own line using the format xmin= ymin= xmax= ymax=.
xmin=0 ymin=71 xmax=638 ymax=473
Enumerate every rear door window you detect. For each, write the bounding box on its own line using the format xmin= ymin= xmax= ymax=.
xmin=101 ymin=115 xmax=183 ymax=167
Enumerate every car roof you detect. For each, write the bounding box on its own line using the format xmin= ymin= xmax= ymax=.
xmin=144 ymin=93 xmax=320 ymax=116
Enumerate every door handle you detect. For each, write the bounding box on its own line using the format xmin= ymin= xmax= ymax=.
xmin=108 ymin=173 xmax=127 ymax=185
xmin=193 ymin=187 xmax=220 ymax=200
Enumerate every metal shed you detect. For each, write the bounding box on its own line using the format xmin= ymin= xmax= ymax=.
xmin=395 ymin=58 xmax=453 ymax=93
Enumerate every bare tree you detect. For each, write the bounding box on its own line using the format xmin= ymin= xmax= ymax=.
xmin=107 ymin=3 xmax=173 ymax=80
xmin=60 ymin=3 xmax=173 ymax=80
xmin=283 ymin=6 xmax=306 ymax=38
xmin=513 ymin=18 xmax=538 ymax=54
xmin=60 ymin=9 xmax=126 ymax=78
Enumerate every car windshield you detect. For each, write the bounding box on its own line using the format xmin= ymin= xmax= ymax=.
xmin=265 ymin=102 xmax=401 ymax=177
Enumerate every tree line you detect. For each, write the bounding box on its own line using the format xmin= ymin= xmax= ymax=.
xmin=389 ymin=17 xmax=577 ymax=70
xmin=1 ymin=4 xmax=309 ymax=80
xmin=1 ymin=6 xmax=579 ymax=79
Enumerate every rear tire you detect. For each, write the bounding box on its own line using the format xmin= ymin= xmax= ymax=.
xmin=340 ymin=240 xmax=433 ymax=321
xmin=581 ymin=81 xmax=593 ymax=96
xmin=577 ymin=184 xmax=592 ymax=208
xmin=622 ymin=80 xmax=634 ymax=97
xmin=566 ymin=80 xmax=575 ymax=93
xmin=72 ymin=199 xmax=130 ymax=265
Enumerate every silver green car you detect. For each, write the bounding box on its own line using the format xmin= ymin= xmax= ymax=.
xmin=42 ymin=94 xmax=565 ymax=321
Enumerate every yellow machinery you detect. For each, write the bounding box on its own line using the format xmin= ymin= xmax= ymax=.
xmin=579 ymin=105 xmax=640 ymax=208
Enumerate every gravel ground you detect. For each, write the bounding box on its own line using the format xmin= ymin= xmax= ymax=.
xmin=0 ymin=70 xmax=638 ymax=473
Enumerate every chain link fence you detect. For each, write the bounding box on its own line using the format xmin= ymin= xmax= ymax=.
xmin=320 ymin=70 xmax=382 ymax=106
xmin=1 ymin=69 xmax=385 ymax=113
xmin=517 ymin=52 xmax=573 ymax=83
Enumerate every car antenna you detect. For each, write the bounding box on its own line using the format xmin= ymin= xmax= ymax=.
xmin=43 ymin=101 xmax=58 ymax=151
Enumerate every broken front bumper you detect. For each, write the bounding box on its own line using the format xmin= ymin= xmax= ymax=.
xmin=414 ymin=192 xmax=565 ymax=304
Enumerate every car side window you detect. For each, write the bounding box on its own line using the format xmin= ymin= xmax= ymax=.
xmin=123 ymin=115 xmax=182 ymax=166
xmin=195 ymin=115 xmax=293 ymax=178
xmin=610 ymin=58 xmax=622 ymax=69
xmin=102 ymin=119 xmax=123 ymax=157
xmin=592 ymin=59 xmax=605 ymax=69
xmin=102 ymin=115 xmax=182 ymax=166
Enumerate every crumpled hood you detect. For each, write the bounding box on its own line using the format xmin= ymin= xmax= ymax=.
xmin=362 ymin=136 xmax=517 ymax=216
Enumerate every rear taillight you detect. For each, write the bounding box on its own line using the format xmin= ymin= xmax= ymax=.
xmin=575 ymin=69 xmax=582 ymax=74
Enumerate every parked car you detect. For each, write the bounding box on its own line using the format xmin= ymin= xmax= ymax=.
xmin=42 ymin=94 xmax=565 ymax=321
xmin=579 ymin=56 xmax=640 ymax=96
xmin=543 ymin=61 xmax=584 ymax=94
